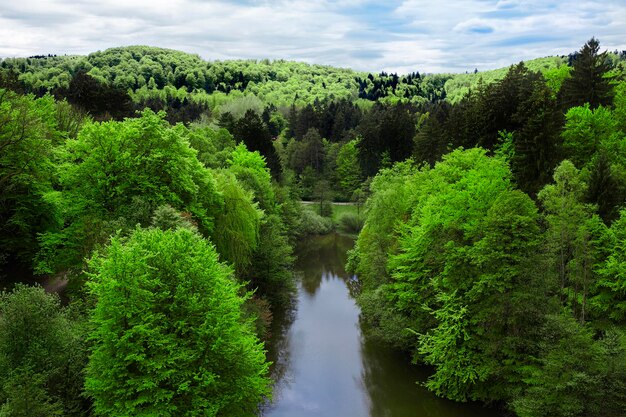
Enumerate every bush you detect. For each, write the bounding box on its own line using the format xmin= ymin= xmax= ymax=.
xmin=338 ymin=212 xmax=365 ymax=234
xmin=298 ymin=208 xmax=333 ymax=236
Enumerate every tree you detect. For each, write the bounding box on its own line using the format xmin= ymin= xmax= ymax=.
xmin=312 ymin=179 xmax=333 ymax=217
xmin=289 ymin=128 xmax=325 ymax=174
xmin=36 ymin=110 xmax=222 ymax=273
xmin=596 ymin=210 xmax=626 ymax=324
xmin=0 ymin=285 xmax=87 ymax=416
xmin=586 ymin=152 xmax=624 ymax=224
xmin=335 ymin=139 xmax=362 ymax=200
xmin=0 ymin=90 xmax=60 ymax=271
xmin=387 ymin=149 xmax=548 ymax=402
xmin=227 ymin=144 xmax=295 ymax=306
xmin=562 ymin=104 xmax=616 ymax=168
xmin=357 ymin=103 xmax=416 ymax=177
xmin=232 ymin=109 xmax=281 ymax=177
xmin=513 ymin=314 xmax=626 ymax=417
xmin=57 ymin=70 xmax=132 ymax=120
xmin=538 ymin=161 xmax=607 ymax=324
xmin=561 ymin=38 xmax=615 ymax=109
xmin=212 ymin=171 xmax=261 ymax=273
xmin=510 ymin=75 xmax=562 ymax=196
xmin=86 ymin=228 xmax=271 ymax=417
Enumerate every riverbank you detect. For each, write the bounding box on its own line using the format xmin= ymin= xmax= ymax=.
xmin=299 ymin=202 xmax=365 ymax=236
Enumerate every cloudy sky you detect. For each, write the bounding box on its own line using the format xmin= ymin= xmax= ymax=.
xmin=1 ymin=0 xmax=625 ymax=73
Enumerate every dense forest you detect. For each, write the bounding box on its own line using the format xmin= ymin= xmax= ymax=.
xmin=1 ymin=38 xmax=626 ymax=416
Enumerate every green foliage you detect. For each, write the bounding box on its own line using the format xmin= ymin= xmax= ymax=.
xmin=561 ymin=38 xmax=616 ymax=109
xmin=596 ymin=210 xmax=626 ymax=323
xmin=151 ymin=204 xmax=197 ymax=232
xmin=247 ymin=213 xmax=295 ymax=307
xmin=0 ymin=90 xmax=60 ymax=269
xmin=538 ymin=160 xmax=600 ymax=322
xmin=353 ymin=149 xmax=555 ymax=404
xmin=226 ymin=143 xmax=295 ymax=305
xmin=444 ymin=56 xmax=566 ymax=103
xmin=338 ymin=212 xmax=365 ymax=234
xmin=187 ymin=126 xmax=236 ymax=169
xmin=348 ymin=160 xmax=418 ymax=292
xmin=562 ymin=105 xmax=617 ymax=167
xmin=513 ymin=315 xmax=626 ymax=417
xmin=86 ymin=228 xmax=271 ymax=417
xmin=228 ymin=143 xmax=275 ymax=211
xmin=36 ymin=109 xmax=222 ymax=273
xmin=544 ymin=64 xmax=572 ymax=96
xmin=335 ymin=139 xmax=362 ymax=200
xmin=212 ymin=171 xmax=261 ymax=272
xmin=0 ymin=285 xmax=87 ymax=416
xmin=297 ymin=206 xmax=334 ymax=236
xmin=390 ymin=150 xmax=546 ymax=402
xmin=0 ymin=366 xmax=64 ymax=417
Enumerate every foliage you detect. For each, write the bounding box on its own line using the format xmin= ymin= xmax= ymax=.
xmin=0 ymin=90 xmax=60 ymax=270
xmin=444 ymin=56 xmax=566 ymax=103
xmin=335 ymin=139 xmax=362 ymax=200
xmin=36 ymin=109 xmax=222 ymax=273
xmin=513 ymin=315 xmax=626 ymax=417
xmin=348 ymin=160 xmax=418 ymax=292
xmin=338 ymin=212 xmax=365 ymax=234
xmin=561 ymin=37 xmax=616 ymax=109
xmin=0 ymin=285 xmax=87 ymax=416
xmin=212 ymin=171 xmax=261 ymax=272
xmin=86 ymin=228 xmax=271 ymax=417
xmin=298 ymin=206 xmax=334 ymax=236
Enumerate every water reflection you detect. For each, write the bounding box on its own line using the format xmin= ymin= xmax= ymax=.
xmin=264 ymin=233 xmax=501 ymax=417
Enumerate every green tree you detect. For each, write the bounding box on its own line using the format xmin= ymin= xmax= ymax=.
xmin=596 ymin=210 xmax=626 ymax=324
xmin=212 ymin=171 xmax=261 ymax=273
xmin=387 ymin=149 xmax=547 ymax=402
xmin=335 ymin=139 xmax=362 ymax=200
xmin=86 ymin=228 xmax=271 ymax=417
xmin=36 ymin=110 xmax=222 ymax=273
xmin=513 ymin=315 xmax=626 ymax=417
xmin=538 ymin=160 xmax=598 ymax=321
xmin=0 ymin=91 xmax=60 ymax=270
xmin=0 ymin=285 xmax=87 ymax=416
xmin=562 ymin=104 xmax=616 ymax=168
xmin=227 ymin=143 xmax=295 ymax=304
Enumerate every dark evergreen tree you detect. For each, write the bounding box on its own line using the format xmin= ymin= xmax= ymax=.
xmin=56 ymin=71 xmax=132 ymax=120
xmin=561 ymin=38 xmax=615 ymax=109
xmin=586 ymin=152 xmax=624 ymax=224
xmin=233 ymin=109 xmax=281 ymax=177
xmin=511 ymin=77 xmax=563 ymax=196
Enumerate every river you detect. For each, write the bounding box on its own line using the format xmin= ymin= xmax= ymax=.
xmin=263 ymin=233 xmax=501 ymax=417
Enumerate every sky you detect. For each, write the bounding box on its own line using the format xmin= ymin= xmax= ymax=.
xmin=1 ymin=0 xmax=625 ymax=74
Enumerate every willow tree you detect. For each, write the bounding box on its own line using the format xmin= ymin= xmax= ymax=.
xmin=212 ymin=171 xmax=261 ymax=273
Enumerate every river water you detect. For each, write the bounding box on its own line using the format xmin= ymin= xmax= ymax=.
xmin=263 ymin=233 xmax=501 ymax=417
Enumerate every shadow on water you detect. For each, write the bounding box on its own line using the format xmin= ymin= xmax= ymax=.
xmin=263 ymin=233 xmax=502 ymax=417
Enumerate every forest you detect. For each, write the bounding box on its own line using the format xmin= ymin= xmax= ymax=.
xmin=1 ymin=37 xmax=626 ymax=416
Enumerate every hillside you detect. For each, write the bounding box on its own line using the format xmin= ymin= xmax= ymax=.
xmin=2 ymin=45 xmax=609 ymax=109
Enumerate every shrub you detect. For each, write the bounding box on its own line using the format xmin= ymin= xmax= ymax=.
xmin=298 ymin=208 xmax=333 ymax=236
xmin=338 ymin=212 xmax=365 ymax=234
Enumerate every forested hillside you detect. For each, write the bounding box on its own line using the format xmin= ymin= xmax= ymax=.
xmin=1 ymin=38 xmax=626 ymax=416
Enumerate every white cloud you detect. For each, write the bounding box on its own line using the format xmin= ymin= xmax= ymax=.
xmin=0 ymin=0 xmax=625 ymax=73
